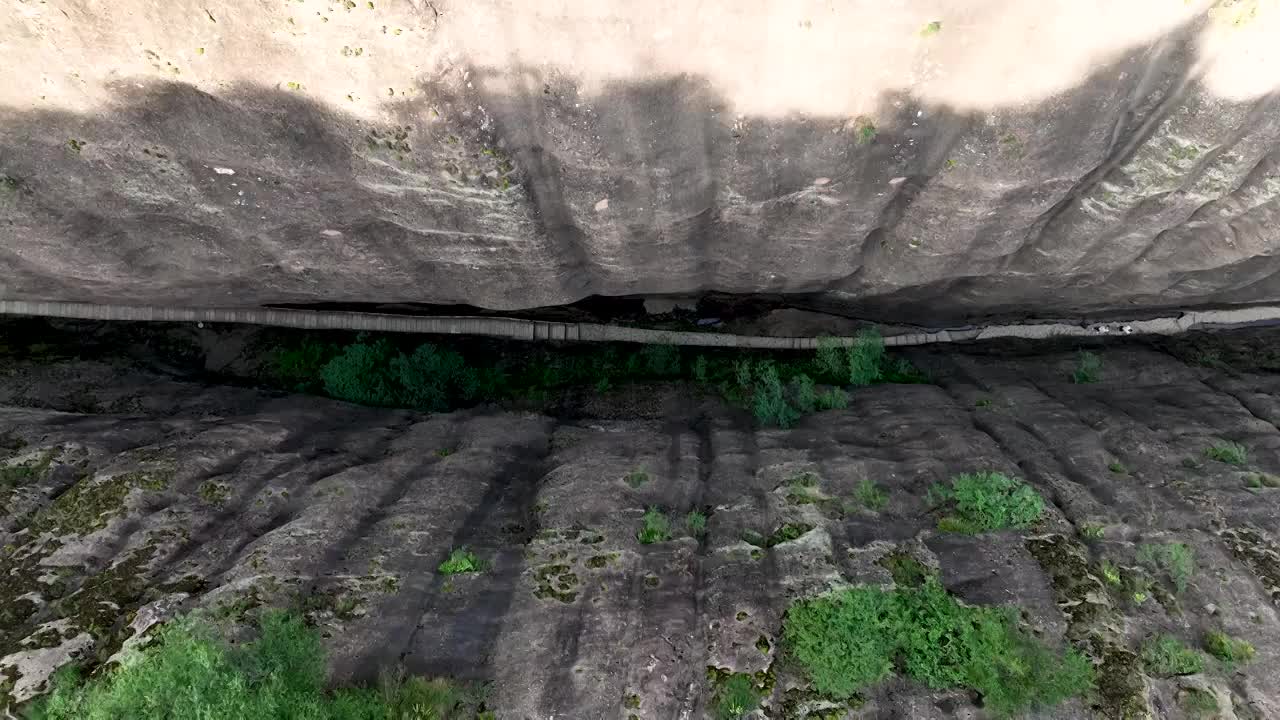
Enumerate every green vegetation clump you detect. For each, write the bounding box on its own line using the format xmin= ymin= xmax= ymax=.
xmin=928 ymin=471 xmax=1044 ymax=533
xmin=1178 ymin=687 xmax=1219 ymax=718
xmin=853 ymin=479 xmax=888 ymax=511
xmin=713 ymin=673 xmax=762 ymax=720
xmin=273 ymin=329 xmax=926 ymax=429
xmin=1072 ymin=351 xmax=1101 ymax=384
xmin=764 ymin=523 xmax=813 ymax=547
xmin=438 ymin=548 xmax=484 ymax=575
xmin=686 ymin=510 xmax=708 ymax=538
xmin=1203 ymin=630 xmax=1255 ymax=665
xmin=637 ymin=507 xmax=671 ymax=544
xmin=1245 ymin=472 xmax=1280 ymax=489
xmin=1108 ymin=461 xmax=1128 ymax=475
xmin=1136 ymin=542 xmax=1194 ymax=594
xmin=877 ymin=552 xmax=930 ymax=589
xmin=1204 ymin=441 xmax=1247 ymax=466
xmin=782 ymin=579 xmax=1092 ymax=715
xmin=26 ymin=611 xmax=484 ymax=719
xmin=1141 ymin=635 xmax=1204 ymax=677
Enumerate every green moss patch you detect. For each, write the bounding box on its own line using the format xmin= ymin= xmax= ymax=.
xmin=30 ymin=470 xmax=172 ymax=538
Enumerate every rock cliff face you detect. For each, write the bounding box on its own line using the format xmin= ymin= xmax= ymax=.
xmin=1 ymin=326 xmax=1279 ymax=717
xmin=3 ymin=2 xmax=1280 ymax=323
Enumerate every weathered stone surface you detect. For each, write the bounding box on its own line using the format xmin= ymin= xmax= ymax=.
xmin=1 ymin=328 xmax=1279 ymax=717
xmin=3 ymin=2 xmax=1280 ymax=323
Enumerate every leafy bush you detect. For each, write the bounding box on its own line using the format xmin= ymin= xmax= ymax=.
xmin=637 ymin=507 xmax=671 ymax=544
xmin=750 ymin=360 xmax=800 ymax=428
xmin=1071 ymin=351 xmax=1101 ymax=384
xmin=1141 ymin=635 xmax=1204 ymax=676
xmin=273 ymin=339 xmax=336 ymax=391
xmin=816 ymin=388 xmax=849 ymax=410
xmin=438 ymin=548 xmax=484 ymax=575
xmin=1204 ymin=441 xmax=1247 ymax=466
xmin=846 ymin=329 xmax=885 ymax=386
xmin=637 ymin=343 xmax=681 ymax=377
xmin=290 ymin=331 xmax=921 ymax=429
xmin=929 ymin=472 xmax=1044 ymax=533
xmin=782 ymin=580 xmax=1092 ymax=715
xmin=713 ymin=673 xmax=761 ymax=720
xmin=793 ymin=374 xmax=817 ymax=414
xmin=1136 ymin=542 xmax=1194 ymax=594
xmin=26 ymin=612 xmax=480 ymax=720
xmin=1203 ymin=630 xmax=1255 ymax=665
xmin=390 ymin=343 xmax=479 ymax=412
xmin=321 ymin=339 xmax=401 ymax=405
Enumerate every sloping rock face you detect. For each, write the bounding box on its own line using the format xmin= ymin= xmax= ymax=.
xmin=3 ymin=2 xmax=1280 ymax=323
xmin=2 ymin=331 xmax=1279 ymax=718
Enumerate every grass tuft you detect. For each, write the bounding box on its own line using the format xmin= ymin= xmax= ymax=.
xmin=1141 ymin=635 xmax=1203 ymax=677
xmin=853 ymin=479 xmax=888 ymax=511
xmin=1136 ymin=542 xmax=1194 ymax=594
xmin=1204 ymin=441 xmax=1247 ymax=466
xmin=637 ymin=506 xmax=671 ymax=544
xmin=712 ymin=672 xmax=761 ymax=720
xmin=686 ymin=510 xmax=708 ymax=538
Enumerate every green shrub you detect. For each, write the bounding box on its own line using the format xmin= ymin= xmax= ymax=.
xmin=637 ymin=507 xmax=671 ymax=544
xmin=26 ymin=612 xmax=479 ymax=720
xmin=1136 ymin=542 xmax=1194 ymax=594
xmin=624 ymin=470 xmax=648 ymax=488
xmin=692 ymin=355 xmax=709 ymax=384
xmin=816 ymin=388 xmax=849 ymax=410
xmin=1204 ymin=441 xmax=1247 ymax=465
xmin=1108 ymin=461 xmax=1128 ymax=475
xmin=321 ymin=339 xmax=401 ymax=405
xmin=929 ymin=472 xmax=1044 ymax=533
xmin=782 ymin=580 xmax=1092 ymax=715
xmin=1071 ymin=351 xmax=1101 ymax=384
xmin=793 ymin=374 xmax=817 ymax=414
xmin=1141 ymin=635 xmax=1204 ymax=676
xmin=751 ymin=361 xmax=800 ymax=428
xmin=438 ymin=548 xmax=484 ymax=575
xmin=390 ymin=343 xmax=478 ymax=411
xmin=638 ymin=343 xmax=681 ymax=377
xmin=815 ymin=337 xmax=846 ymax=381
xmin=713 ymin=673 xmax=761 ymax=720
xmin=846 ymin=329 xmax=885 ymax=386
xmin=1203 ymin=630 xmax=1255 ymax=665
xmin=273 ymin=339 xmax=336 ymax=391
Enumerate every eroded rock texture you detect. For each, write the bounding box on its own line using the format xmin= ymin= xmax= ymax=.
xmin=3 ymin=2 xmax=1280 ymax=323
xmin=2 ymin=331 xmax=1279 ymax=718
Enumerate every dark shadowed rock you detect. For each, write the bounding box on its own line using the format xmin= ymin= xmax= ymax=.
xmin=3 ymin=3 xmax=1280 ymax=323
